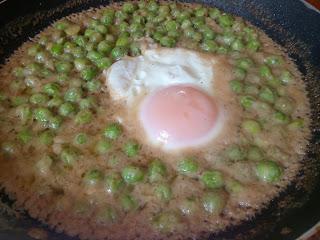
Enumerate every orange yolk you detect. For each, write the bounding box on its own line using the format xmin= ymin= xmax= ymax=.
xmin=139 ymin=85 xmax=218 ymax=149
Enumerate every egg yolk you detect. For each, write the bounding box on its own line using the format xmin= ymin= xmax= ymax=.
xmin=139 ymin=85 xmax=218 ymax=149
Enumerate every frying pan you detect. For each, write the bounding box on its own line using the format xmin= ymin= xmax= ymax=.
xmin=0 ymin=0 xmax=319 ymax=239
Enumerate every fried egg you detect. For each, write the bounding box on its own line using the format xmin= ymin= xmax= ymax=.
xmin=104 ymin=47 xmax=238 ymax=151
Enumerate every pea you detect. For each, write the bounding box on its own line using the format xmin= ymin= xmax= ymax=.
xmin=75 ymin=110 xmax=93 ymax=124
xmin=202 ymin=191 xmax=227 ymax=214
xmin=48 ymin=116 xmax=63 ymax=130
xmin=12 ymin=67 xmax=24 ymax=78
xmin=55 ymin=61 xmax=73 ymax=74
xmin=121 ymin=194 xmax=138 ymax=212
xmin=273 ymin=111 xmax=290 ymax=124
xmin=111 ymin=46 xmax=128 ymax=60
xmin=105 ymin=172 xmax=124 ymax=194
xmin=153 ymin=211 xmax=181 ymax=233
xmin=247 ymin=39 xmax=261 ymax=52
xmin=244 ymin=84 xmax=259 ymax=96
xmin=95 ymin=139 xmax=112 ymax=155
xmin=123 ymin=140 xmax=140 ymax=157
xmin=79 ymin=97 xmax=97 ymax=110
xmin=209 ymin=8 xmax=221 ymax=19
xmin=201 ymin=40 xmax=218 ymax=52
xmin=30 ymin=93 xmax=49 ymax=105
xmin=177 ymin=157 xmax=198 ymax=175
xmin=265 ymin=55 xmax=283 ymax=66
xmin=33 ymin=107 xmax=52 ymax=122
xmin=195 ymin=6 xmax=208 ymax=17
xmin=23 ymin=63 xmax=41 ymax=76
xmin=74 ymin=58 xmax=89 ymax=71
xmin=65 ymin=24 xmax=81 ymax=36
xmin=225 ymin=145 xmax=246 ymax=161
xmin=39 ymin=36 xmax=49 ymax=46
xmin=256 ymin=160 xmax=282 ymax=183
xmin=115 ymin=10 xmax=129 ymax=21
xmin=74 ymin=36 xmax=87 ymax=48
xmin=27 ymin=43 xmax=41 ymax=56
xmin=96 ymin=206 xmax=118 ymax=224
xmin=129 ymin=42 xmax=141 ymax=56
xmin=259 ymin=87 xmax=275 ymax=103
xmin=288 ymin=118 xmax=304 ymax=130
xmin=86 ymin=80 xmax=101 ymax=93
xmin=231 ymin=38 xmax=244 ymax=51
xmin=83 ymin=169 xmax=104 ymax=186
xmin=116 ymin=36 xmax=130 ymax=47
xmin=16 ymin=105 xmax=32 ymax=124
xmin=181 ymin=19 xmax=192 ymax=29
xmin=97 ymin=41 xmax=113 ymax=54
xmin=81 ymin=66 xmax=98 ymax=81
xmin=35 ymin=155 xmax=53 ymax=176
xmin=122 ymin=165 xmax=144 ymax=184
xmin=101 ymin=9 xmax=115 ymax=25
xmin=148 ymin=1 xmax=159 ymax=12
xmin=154 ymin=184 xmax=172 ymax=202
xmin=89 ymin=32 xmax=104 ymax=43
xmin=118 ymin=21 xmax=129 ymax=33
xmin=240 ymin=95 xmax=255 ymax=109
xmin=225 ymin=179 xmax=244 ymax=194
xmin=280 ymin=70 xmax=293 ymax=85
xmin=201 ymin=27 xmax=216 ymax=40
xmin=50 ymin=43 xmax=63 ymax=56
xmin=1 ymin=142 xmax=18 ymax=155
xmin=247 ymin=146 xmax=264 ymax=161
xmin=259 ymin=65 xmax=273 ymax=80
xmin=179 ymin=198 xmax=198 ymax=215
xmin=43 ymin=83 xmax=60 ymax=96
xmin=71 ymin=47 xmax=85 ymax=58
xmin=87 ymin=50 xmax=103 ymax=62
xmin=18 ymin=128 xmax=32 ymax=144
xmin=60 ymin=147 xmax=79 ymax=166
xmin=275 ymin=97 xmax=294 ymax=115
xmin=58 ymin=102 xmax=75 ymax=117
xmin=95 ymin=24 xmax=108 ymax=34
xmin=64 ymin=87 xmax=82 ymax=102
xmin=201 ymin=170 xmax=224 ymax=189
xmin=229 ymin=80 xmax=243 ymax=93
xmin=39 ymin=130 xmax=55 ymax=145
xmin=148 ymin=159 xmax=167 ymax=183
xmin=242 ymin=119 xmax=262 ymax=135
xmin=237 ymin=58 xmax=254 ymax=70
xmin=218 ymin=14 xmax=234 ymax=28
xmin=233 ymin=67 xmax=246 ymax=80
xmin=102 ymin=123 xmax=121 ymax=140
xmin=160 ymin=36 xmax=176 ymax=48
xmin=55 ymin=20 xmax=69 ymax=30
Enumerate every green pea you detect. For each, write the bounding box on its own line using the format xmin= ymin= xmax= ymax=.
xmin=259 ymin=65 xmax=273 ymax=80
xmin=195 ymin=6 xmax=208 ymax=17
xmin=256 ymin=160 xmax=282 ymax=183
xmin=16 ymin=105 xmax=32 ymax=124
xmin=154 ymin=184 xmax=172 ymax=202
xmin=60 ymin=146 xmax=79 ymax=166
xmin=179 ymin=198 xmax=198 ymax=215
xmin=237 ymin=58 xmax=254 ymax=70
xmin=202 ymin=191 xmax=227 ymax=214
xmin=240 ymin=95 xmax=255 ymax=109
xmin=192 ymin=17 xmax=205 ymax=29
xmin=273 ymin=111 xmax=290 ymax=124
xmin=181 ymin=19 xmax=192 ymax=29
xmin=247 ymin=39 xmax=261 ymax=52
xmin=244 ymin=84 xmax=259 ymax=96
xmin=218 ymin=14 xmax=234 ymax=28
xmin=103 ymin=122 xmax=122 ymax=140
xmin=1 ymin=142 xmax=18 ymax=155
xmin=81 ymin=66 xmax=98 ymax=81
xmin=123 ymin=140 xmax=140 ymax=157
xmin=35 ymin=155 xmax=53 ymax=176
xmin=122 ymin=165 xmax=144 ymax=184
xmin=39 ymin=130 xmax=55 ymax=145
xmin=280 ymin=70 xmax=293 ymax=85
xmin=201 ymin=27 xmax=216 ymax=40
xmin=30 ymin=93 xmax=49 ymax=105
xmin=94 ymin=57 xmax=111 ymax=70
xmin=27 ymin=43 xmax=41 ymax=56
xmin=160 ymin=36 xmax=176 ymax=48
xmin=33 ymin=107 xmax=52 ymax=122
xmin=95 ymin=139 xmax=112 ymax=155
xmin=116 ymin=36 xmax=130 ymax=47
xmin=121 ymin=194 xmax=138 ymax=212
xmin=153 ymin=211 xmax=181 ymax=233
xmin=12 ymin=67 xmax=24 ymax=78
xmin=64 ymin=87 xmax=82 ymax=102
xmin=129 ymin=42 xmax=141 ymax=56
xmin=47 ymin=116 xmax=63 ymax=130
xmin=259 ymin=87 xmax=276 ymax=103
xmin=55 ymin=20 xmax=69 ymax=30
xmin=148 ymin=159 xmax=167 ymax=183
xmin=231 ymin=38 xmax=244 ymax=51
xmin=288 ymin=118 xmax=304 ymax=130
xmin=148 ymin=1 xmax=159 ymax=12
xmin=275 ymin=97 xmax=294 ymax=115
xmin=65 ymin=24 xmax=81 ymax=36
xmin=265 ymin=55 xmax=283 ymax=66
xmin=209 ymin=8 xmax=221 ymax=19
xmin=18 ymin=128 xmax=32 ymax=144
xmin=233 ymin=67 xmax=246 ymax=80
xmin=95 ymin=24 xmax=108 ymax=34
xmin=38 ymin=36 xmax=49 ymax=46
xmin=97 ymin=40 xmax=113 ymax=54
xmin=58 ymin=102 xmax=76 ymax=117
xmin=74 ymin=35 xmax=87 ymax=47
xmin=96 ymin=206 xmax=118 ymax=224
xmin=118 ymin=22 xmax=129 ymax=33
xmin=177 ymin=157 xmax=198 ymax=175
xmin=43 ymin=83 xmax=60 ymax=96
xmin=79 ymin=96 xmax=97 ymax=110
xmin=50 ymin=43 xmax=63 ymax=56
xmin=229 ymin=80 xmax=243 ymax=93
xmin=221 ymin=31 xmax=235 ymax=46
xmin=71 ymin=47 xmax=85 ymax=58
xmin=225 ymin=145 xmax=246 ymax=161
xmin=85 ymin=80 xmax=101 ymax=93
xmin=225 ymin=179 xmax=244 ymax=194
xmin=89 ymin=32 xmax=103 ymax=43
xmin=74 ymin=58 xmax=89 ymax=71
xmin=242 ymin=120 xmax=262 ymax=135
xmin=201 ymin=40 xmax=218 ymax=52
xmin=111 ymin=46 xmax=128 ymax=60
xmin=115 ymin=10 xmax=129 ymax=21
xmin=55 ymin=61 xmax=73 ymax=74
xmin=23 ymin=63 xmax=41 ymax=76
xmin=247 ymin=146 xmax=264 ymax=161
xmin=159 ymin=5 xmax=170 ymax=15
xmin=87 ymin=50 xmax=103 ymax=62
xmin=101 ymin=9 xmax=115 ymax=25
xmin=105 ymin=172 xmax=124 ymax=194
xmin=83 ymin=169 xmax=104 ymax=186
xmin=75 ymin=110 xmax=93 ymax=124
xmin=201 ymin=170 xmax=224 ymax=189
